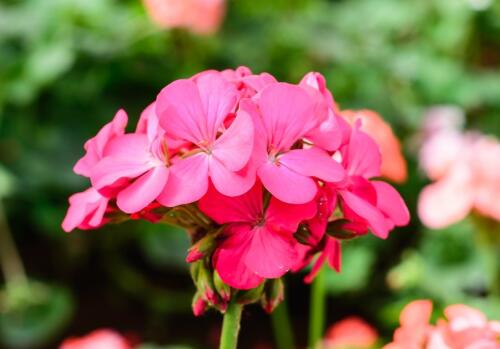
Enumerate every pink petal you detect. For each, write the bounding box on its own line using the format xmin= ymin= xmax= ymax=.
xmin=257 ymin=83 xmax=317 ymax=151
xmin=326 ymin=238 xmax=342 ymax=272
xmin=214 ymin=224 xmax=264 ymax=290
xmin=212 ymin=109 xmax=254 ymax=171
xmin=258 ymin=161 xmax=317 ymax=204
xmin=199 ymin=182 xmax=262 ymax=224
xmin=342 ymin=122 xmax=381 ymax=179
xmin=245 ymin=226 xmax=297 ymax=278
xmin=102 ymin=133 xmax=150 ymax=159
xmin=156 ymin=79 xmax=208 ymax=144
xmin=417 ymin=171 xmax=473 ymax=229
xmin=116 ymin=166 xmax=169 ymax=213
xmin=196 ymin=72 xmax=238 ymax=141
xmin=62 ymin=188 xmax=108 ymax=232
xmin=372 ymin=181 xmax=410 ymax=226
xmin=400 ymin=300 xmax=433 ymax=327
xmin=74 ymin=109 xmax=128 ymax=177
xmin=339 ymin=188 xmax=389 ymax=239
xmin=91 ymin=157 xmax=152 ymax=191
xmin=266 ymin=196 xmax=317 ymax=233
xmin=209 ymin=157 xmax=256 ymax=197
xmin=157 ymin=153 xmax=209 ymax=206
xmin=305 ymin=111 xmax=351 ymax=152
xmin=241 ymin=73 xmax=277 ymax=93
xmin=279 ymin=147 xmax=345 ymax=183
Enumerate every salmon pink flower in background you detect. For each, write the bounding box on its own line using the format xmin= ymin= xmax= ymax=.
xmin=324 ymin=316 xmax=379 ymax=349
xmin=385 ymin=300 xmax=500 ymax=349
xmin=156 ymin=72 xmax=255 ymax=206
xmin=60 ymin=329 xmax=132 ymax=349
xmin=342 ymin=109 xmax=408 ymax=183
xmin=199 ymin=182 xmax=316 ymax=289
xmin=142 ymin=0 xmax=225 ymax=35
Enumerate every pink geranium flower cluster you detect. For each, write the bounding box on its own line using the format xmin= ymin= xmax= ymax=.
xmin=384 ymin=300 xmax=500 ymax=349
xmin=418 ymin=106 xmax=500 ymax=228
xmin=63 ymin=67 xmax=409 ymax=311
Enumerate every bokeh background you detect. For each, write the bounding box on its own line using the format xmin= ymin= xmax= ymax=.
xmin=0 ymin=0 xmax=499 ymax=348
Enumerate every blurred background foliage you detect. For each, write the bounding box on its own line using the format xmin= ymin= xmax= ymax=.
xmin=0 ymin=0 xmax=499 ymax=348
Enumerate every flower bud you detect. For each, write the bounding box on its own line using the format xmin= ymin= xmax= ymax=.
xmin=261 ymin=278 xmax=284 ymax=313
xmin=326 ymin=219 xmax=357 ymax=240
xmin=294 ymin=223 xmax=314 ymax=246
xmin=213 ymin=271 xmax=231 ymax=303
xmin=192 ymin=292 xmax=207 ymax=317
xmin=236 ymin=283 xmax=265 ymax=305
xmin=186 ymin=232 xmax=216 ymax=263
xmin=197 ymin=264 xmax=218 ymax=306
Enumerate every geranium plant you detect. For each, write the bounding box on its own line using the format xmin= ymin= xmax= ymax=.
xmin=63 ymin=67 xmax=410 ymax=349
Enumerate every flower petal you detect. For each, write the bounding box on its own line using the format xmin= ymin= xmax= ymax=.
xmin=117 ymin=166 xmax=169 ymax=213
xmin=257 ymin=83 xmax=317 ymax=151
xmin=214 ymin=224 xmax=264 ymax=290
xmin=279 ymin=147 xmax=345 ymax=183
xmin=339 ymin=187 xmax=389 ymax=238
xmin=158 ymin=153 xmax=209 ymax=206
xmin=342 ymin=122 xmax=381 ymax=179
xmin=196 ymin=72 xmax=238 ymax=141
xmin=258 ymin=161 xmax=317 ymax=204
xmin=199 ymin=182 xmax=263 ymax=224
xmin=209 ymin=157 xmax=256 ymax=197
xmin=266 ymin=196 xmax=317 ymax=233
xmin=212 ymin=109 xmax=254 ymax=171
xmin=156 ymin=79 xmax=207 ymax=144
xmin=372 ymin=181 xmax=410 ymax=226
xmin=245 ymin=226 xmax=297 ymax=278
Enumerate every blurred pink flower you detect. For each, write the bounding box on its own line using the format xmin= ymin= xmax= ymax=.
xmin=324 ymin=316 xmax=378 ymax=349
xmin=199 ymin=182 xmax=316 ymax=289
xmin=342 ymin=109 xmax=408 ymax=184
xmin=385 ymin=300 xmax=500 ymax=349
xmin=142 ymin=0 xmax=225 ymax=35
xmin=60 ymin=329 xmax=132 ymax=349
xmin=418 ymin=107 xmax=500 ymax=228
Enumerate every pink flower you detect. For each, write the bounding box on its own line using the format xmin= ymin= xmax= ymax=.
xmin=384 ymin=300 xmax=434 ymax=349
xmin=142 ymin=0 xmax=225 ymax=35
xmin=199 ymin=182 xmax=316 ymax=289
xmin=155 ymin=72 xmax=255 ymax=206
xmin=91 ymin=103 xmax=171 ymax=214
xmin=74 ymin=109 xmax=128 ymax=178
xmin=335 ymin=123 xmax=410 ymax=239
xmin=63 ymin=109 xmax=128 ymax=232
xmin=418 ymin=107 xmax=500 ymax=227
xmin=342 ymin=109 xmax=407 ymax=184
xmin=299 ymin=72 xmax=350 ymax=152
xmin=385 ymin=300 xmax=500 ymax=349
xmin=60 ymin=329 xmax=132 ymax=349
xmin=325 ymin=316 xmax=379 ymax=349
xmin=62 ymin=187 xmax=110 ymax=232
xmin=243 ymin=82 xmax=346 ymax=204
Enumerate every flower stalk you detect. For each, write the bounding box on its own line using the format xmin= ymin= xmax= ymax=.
xmin=308 ymin=266 xmax=326 ymax=349
xmin=219 ymin=301 xmax=243 ymax=349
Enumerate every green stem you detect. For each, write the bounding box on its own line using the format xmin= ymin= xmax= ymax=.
xmin=0 ymin=200 xmax=27 ymax=287
xmin=271 ymin=300 xmax=295 ymax=349
xmin=308 ymin=266 xmax=326 ymax=349
xmin=219 ymin=301 xmax=243 ymax=349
